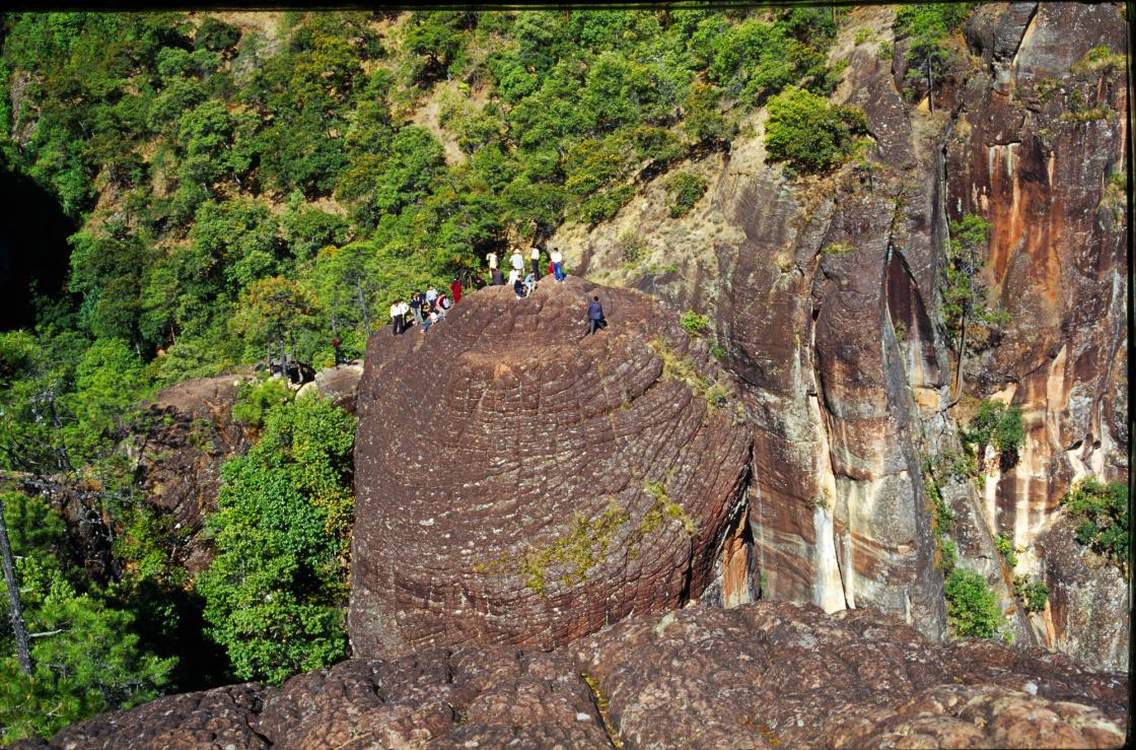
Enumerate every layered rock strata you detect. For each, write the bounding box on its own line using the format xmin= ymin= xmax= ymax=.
xmin=349 ymin=276 xmax=754 ymax=656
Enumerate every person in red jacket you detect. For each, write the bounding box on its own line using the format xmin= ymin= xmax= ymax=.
xmin=450 ymin=277 xmax=462 ymax=304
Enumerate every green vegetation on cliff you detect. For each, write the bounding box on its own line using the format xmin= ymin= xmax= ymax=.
xmin=1061 ymin=477 xmax=1129 ymax=571
xmin=196 ymin=389 xmax=355 ymax=683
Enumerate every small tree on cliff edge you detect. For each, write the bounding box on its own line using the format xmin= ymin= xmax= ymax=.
xmin=940 ymin=214 xmax=1008 ymax=399
xmin=231 ymin=276 xmax=318 ymax=375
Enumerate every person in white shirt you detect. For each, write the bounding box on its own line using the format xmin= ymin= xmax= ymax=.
xmin=507 ymin=267 xmax=521 ymax=287
xmin=530 ymin=246 xmax=542 ymax=278
xmin=550 ymin=248 xmax=565 ymax=282
xmin=510 ymin=248 xmax=524 ymax=272
xmin=390 ymin=300 xmax=406 ymax=335
xmin=487 ymin=251 xmax=498 ymax=271
xmin=425 ymin=287 xmax=438 ymax=308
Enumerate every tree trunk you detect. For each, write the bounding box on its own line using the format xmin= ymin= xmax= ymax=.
xmin=355 ymin=283 xmax=371 ymax=334
xmin=953 ymin=312 xmax=968 ymax=401
xmin=0 ymin=496 xmax=33 ymax=675
xmin=927 ymin=62 xmax=935 ymax=113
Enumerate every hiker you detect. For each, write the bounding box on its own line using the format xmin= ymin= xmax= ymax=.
xmin=523 ymin=271 xmax=537 ymax=297
xmin=425 ymin=286 xmax=438 ymax=307
xmin=510 ymin=248 xmax=524 ymax=273
xmin=507 ymin=267 xmax=521 ymax=289
xmin=492 ymin=267 xmax=504 ymax=286
xmin=530 ymin=245 xmax=542 ymax=279
xmin=390 ymin=299 xmax=407 ymax=335
xmin=487 ymin=251 xmax=499 ymax=276
xmin=436 ymin=293 xmax=450 ymax=320
xmin=450 ymin=277 xmax=462 ymax=304
xmin=422 ymin=309 xmax=438 ymax=334
xmin=409 ymin=292 xmax=424 ymax=326
xmin=586 ymin=295 xmax=606 ymax=335
xmin=514 ymin=275 xmax=527 ymax=299
xmin=331 ymin=337 xmax=342 ymax=365
xmin=551 ymin=247 xmax=565 ymax=281
xmin=547 ymin=259 xmax=555 ymax=277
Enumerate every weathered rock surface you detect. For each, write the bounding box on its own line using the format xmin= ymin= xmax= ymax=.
xmin=550 ymin=1 xmax=1129 ymax=666
xmin=136 ymin=373 xmax=254 ymax=573
xmin=350 ymin=276 xmax=753 ymax=656
xmin=26 ymin=601 xmax=1127 ymax=750
xmin=295 ymin=362 xmax=364 ymax=413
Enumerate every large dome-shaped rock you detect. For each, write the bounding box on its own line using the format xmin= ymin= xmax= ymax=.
xmin=349 ymin=276 xmax=753 ymax=656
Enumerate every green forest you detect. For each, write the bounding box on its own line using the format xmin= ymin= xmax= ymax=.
xmin=0 ymin=7 xmax=986 ymax=741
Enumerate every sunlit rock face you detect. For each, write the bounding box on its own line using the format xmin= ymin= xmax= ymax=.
xmin=550 ymin=2 xmax=1128 ymax=665
xmin=349 ymin=276 xmax=753 ymax=657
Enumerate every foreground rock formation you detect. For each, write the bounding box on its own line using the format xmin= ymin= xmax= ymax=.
xmin=350 ymin=276 xmax=754 ymax=656
xmin=20 ymin=601 xmax=1128 ymax=749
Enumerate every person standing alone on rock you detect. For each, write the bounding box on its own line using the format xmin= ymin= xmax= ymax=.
xmin=551 ymin=247 xmax=565 ymax=282
xmin=586 ymin=295 xmax=606 ymax=335
xmin=450 ymin=277 xmax=462 ymax=304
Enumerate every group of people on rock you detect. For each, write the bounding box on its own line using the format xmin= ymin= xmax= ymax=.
xmin=485 ymin=246 xmax=567 ymax=298
xmin=389 ymin=278 xmax=463 ymax=336
xmin=386 ymin=245 xmax=605 ymax=337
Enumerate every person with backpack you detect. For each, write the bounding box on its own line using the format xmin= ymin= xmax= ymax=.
xmin=586 ymin=295 xmax=606 ymax=335
xmin=436 ymin=293 xmax=450 ymax=320
xmin=551 ymin=248 xmax=565 ymax=282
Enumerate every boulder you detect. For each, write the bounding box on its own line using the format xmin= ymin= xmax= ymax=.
xmin=349 ymin=276 xmax=754 ymax=656
xmin=33 ymin=601 xmax=1127 ymax=749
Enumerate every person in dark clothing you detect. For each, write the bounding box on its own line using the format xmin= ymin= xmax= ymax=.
xmin=514 ymin=277 xmax=527 ymax=299
xmin=331 ymin=337 xmax=342 ymax=365
xmin=491 ymin=268 xmax=504 ymax=286
xmin=586 ymin=295 xmax=606 ymax=335
xmin=450 ymin=277 xmax=463 ymax=304
xmin=409 ymin=293 xmax=423 ymax=327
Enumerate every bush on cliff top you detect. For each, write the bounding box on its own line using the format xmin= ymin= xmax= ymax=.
xmin=764 ymin=86 xmax=867 ymax=173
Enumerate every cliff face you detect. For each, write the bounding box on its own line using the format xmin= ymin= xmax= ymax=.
xmin=349 ymin=277 xmax=753 ymax=656
xmin=551 ymin=2 xmax=1129 ymax=667
xmin=23 ymin=601 xmax=1128 ymax=750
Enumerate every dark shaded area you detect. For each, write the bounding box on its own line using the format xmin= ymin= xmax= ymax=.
xmin=0 ymin=165 xmax=76 ymax=331
xmin=115 ymin=580 xmax=235 ymax=693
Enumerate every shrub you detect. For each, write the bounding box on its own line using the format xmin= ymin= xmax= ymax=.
xmin=1013 ymin=576 xmax=1048 ymax=614
xmin=993 ymin=533 xmax=1018 ymax=567
xmin=1061 ymin=477 xmax=1128 ymax=569
xmin=232 ymin=376 xmax=293 ymax=428
xmin=680 ymin=310 xmax=710 ymax=335
xmin=764 ymin=87 xmax=867 ymax=173
xmin=963 ymin=400 xmax=1024 ymax=465
xmin=666 ymin=172 xmax=708 ymax=218
xmin=197 ymin=392 xmax=356 ymax=684
xmin=944 ymin=567 xmax=1004 ymax=639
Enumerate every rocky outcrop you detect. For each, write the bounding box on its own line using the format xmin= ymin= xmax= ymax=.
xmin=24 ymin=601 xmax=1127 ymax=750
xmin=295 ymin=362 xmax=365 ymax=413
xmin=136 ymin=374 xmax=254 ymax=573
xmin=1038 ymin=517 xmax=1130 ymax=672
xmin=550 ymin=2 xmax=1129 ymax=666
xmin=349 ymin=276 xmax=753 ymax=657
